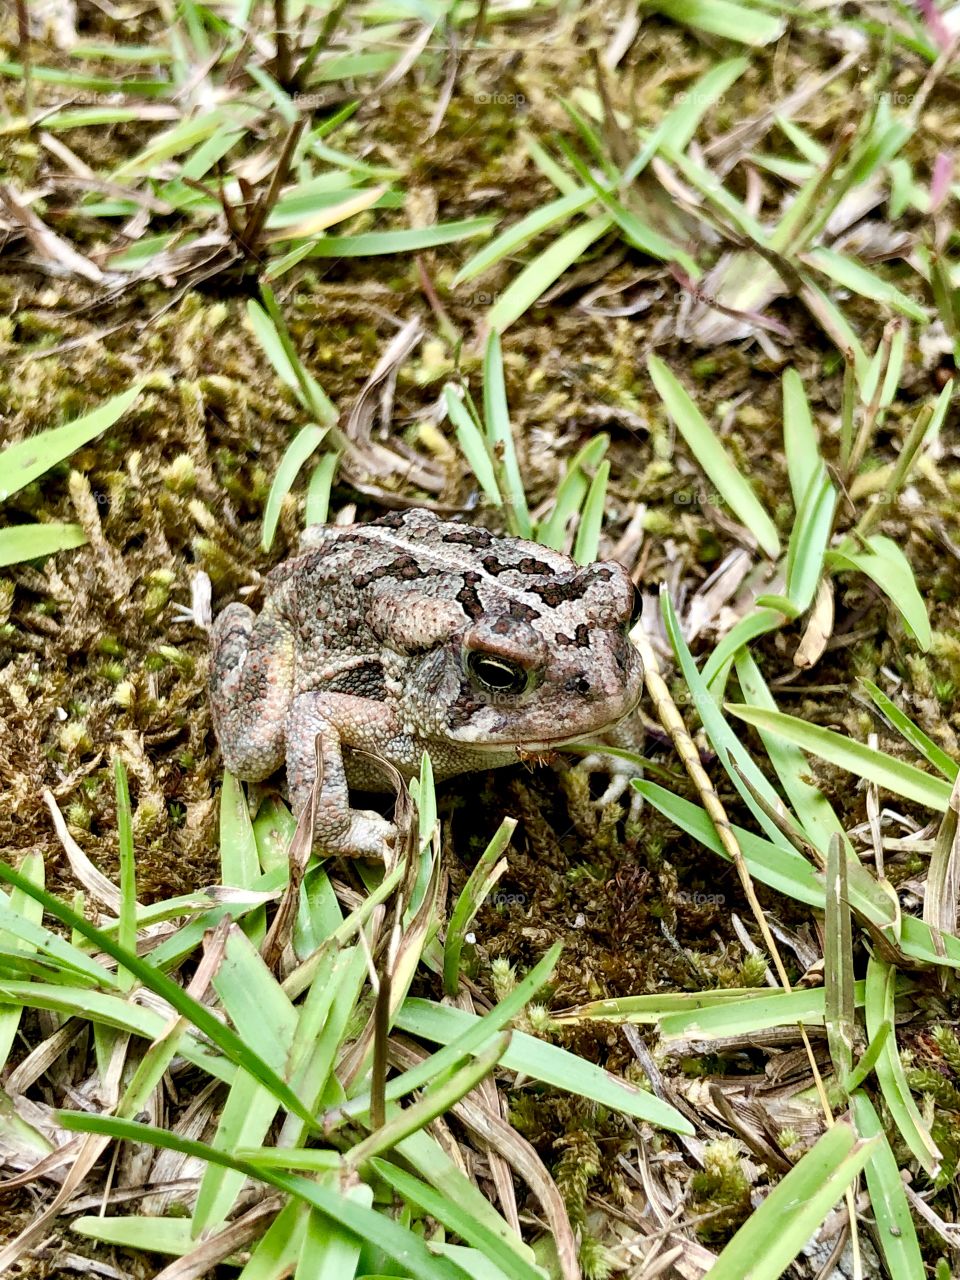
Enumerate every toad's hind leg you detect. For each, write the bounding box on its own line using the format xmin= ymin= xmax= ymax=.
xmin=209 ymin=602 xmax=294 ymax=781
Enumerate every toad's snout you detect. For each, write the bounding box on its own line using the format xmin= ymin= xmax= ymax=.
xmin=563 ymin=640 xmax=643 ymax=710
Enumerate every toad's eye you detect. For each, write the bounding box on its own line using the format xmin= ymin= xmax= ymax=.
xmin=467 ymin=652 xmax=530 ymax=695
xmin=629 ymin=582 xmax=643 ymax=627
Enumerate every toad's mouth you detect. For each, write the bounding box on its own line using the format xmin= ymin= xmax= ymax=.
xmin=436 ymin=689 xmax=643 ymax=754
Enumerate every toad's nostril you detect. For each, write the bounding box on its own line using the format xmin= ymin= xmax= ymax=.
xmin=564 ymin=675 xmax=591 ymax=695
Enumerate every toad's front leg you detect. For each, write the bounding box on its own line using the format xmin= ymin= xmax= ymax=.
xmin=285 ymin=691 xmax=398 ymax=858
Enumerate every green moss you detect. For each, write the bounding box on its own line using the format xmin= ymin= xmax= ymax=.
xmin=689 ymin=1139 xmax=752 ymax=1239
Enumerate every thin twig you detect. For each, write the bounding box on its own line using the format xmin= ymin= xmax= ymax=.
xmin=16 ymin=0 xmax=32 ymax=123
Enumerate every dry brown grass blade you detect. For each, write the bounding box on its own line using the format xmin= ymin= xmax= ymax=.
xmin=44 ymin=787 xmax=122 ymax=913
xmin=0 ymin=1138 xmax=80 ymax=1191
xmin=703 ymin=50 xmax=860 ymax=173
xmin=344 ymin=317 xmax=424 ymax=446
xmin=390 ymin=1036 xmax=582 ymax=1280
xmin=151 ymin=1195 xmax=284 ymax=1280
xmin=0 ymin=922 xmax=231 ymax=1271
xmin=237 ymin=118 xmax=307 ymax=263
xmin=0 ymin=1050 xmax=130 ymax=1271
xmin=0 ymin=183 xmax=105 ymax=282
xmin=5 ymin=1019 xmax=88 ymax=1096
xmin=142 ymin=1079 xmax=223 ymax=1217
xmin=923 ymin=773 xmax=960 ymax=965
xmin=683 ymin=549 xmax=751 ymax=644
xmin=454 ymin=991 xmax=521 ymax=1233
xmin=338 ymin=781 xmax=436 ymax=1093
xmin=456 ymin=1095 xmax=580 ymax=1280
xmin=376 ymin=20 xmax=436 ymax=93
xmin=621 ymin=1024 xmax=706 ymax=1165
xmin=706 ymin=1082 xmax=794 ymax=1175
xmin=794 ymin=577 xmax=834 ymax=670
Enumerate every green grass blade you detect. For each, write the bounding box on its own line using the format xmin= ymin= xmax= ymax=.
xmin=113 ymin=757 xmax=137 ymax=991
xmin=452 ymin=190 xmax=595 ymax=287
xmin=258 ymin=289 xmax=339 ymax=427
xmin=804 ymin=247 xmax=927 ymax=322
xmin=346 ymin=1033 xmax=510 ymax=1167
xmin=220 ymin=770 xmax=263 ymax=888
xmin=58 ymin=1113 xmax=469 ymax=1280
xmin=799 ymin=278 xmax=868 ymax=380
xmin=632 ymin=781 xmax=824 ymax=905
xmin=658 ymin=984 xmax=862 ymax=1040
xmin=727 ymin=704 xmax=952 ymax=811
xmin=0 ymin=981 xmax=234 ymax=1081
xmin=0 ymin=903 xmax=117 ymax=986
xmin=659 ymin=57 xmax=748 ymax=151
xmin=781 ymin=368 xmax=820 ymax=511
xmin=262 ymin=426 xmax=329 ymax=551
xmin=443 ymin=818 xmax=516 ymax=996
xmin=73 ymin=1218 xmax=195 ymax=1255
xmin=732 ymin=650 xmax=848 ymax=855
xmin=194 ymin=1072 xmax=282 ymax=1233
xmin=444 ymin=385 xmax=502 ymax=507
xmin=0 ymin=861 xmax=317 ymax=1128
xmin=341 ymin=943 xmax=561 ymax=1124
xmin=658 ymin=146 xmax=769 ymax=244
xmin=305 ymin=452 xmax=340 ymax=527
xmin=371 ymin=1159 xmax=545 ymax=1280
xmin=825 ymin=535 xmax=931 ymax=649
xmin=647 ymin=356 xmax=781 ymax=558
xmin=783 ymin=464 xmax=837 ymax=614
xmin=44 ymin=101 xmax=172 ymax=127
xmin=552 ymin=986 xmax=786 ymax=1025
xmin=572 ymin=460 xmax=609 ymax=565
xmin=864 ymin=955 xmax=941 ymax=1176
xmin=536 ymin=435 xmax=608 ymax=551
xmin=824 ymin=835 xmax=855 ymax=1085
xmin=111 ymin=108 xmax=244 ymax=181
xmin=487 ymin=215 xmax=613 ymax=333
xmin=556 ymin=139 xmax=701 ymax=277
xmin=394 ymin=1000 xmax=693 ymax=1133
xmin=524 ymin=135 xmax=580 ymax=195
xmin=0 ymin=523 xmax=88 ymax=567
xmin=860 ymin=679 xmax=958 ymax=781
xmin=0 ymin=853 xmax=44 ymax=1071
xmin=700 ymin=609 xmax=786 ymax=689
xmin=658 ymin=590 xmax=801 ymax=854
xmin=238 ymin=1199 xmax=309 ymax=1279
xmin=851 ymin=1091 xmax=926 ymax=1280
xmin=483 ymin=331 xmax=532 ymax=537
xmin=651 ymin=0 xmax=784 ymax=44
xmin=298 ymin=220 xmax=495 ymax=258
xmin=392 ymin=1128 xmax=531 ymax=1272
xmin=705 ymin=1122 xmax=875 ymax=1280
xmin=69 ymin=41 xmax=175 ymax=61
xmin=212 ymin=928 xmax=298 ymax=1073
xmin=636 ymin=781 xmax=960 ymax=969
xmin=294 ymin=1186 xmax=372 ymax=1280
xmin=0 ymin=384 xmax=142 ymax=502
xmin=775 ymin=114 xmax=828 ymax=166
